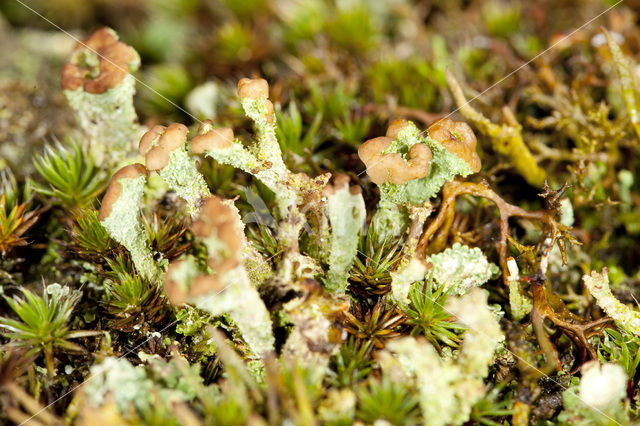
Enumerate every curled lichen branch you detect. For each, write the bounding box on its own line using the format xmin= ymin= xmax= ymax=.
xmin=164 ymin=196 xmax=275 ymax=356
xmin=139 ymin=123 xmax=210 ymax=217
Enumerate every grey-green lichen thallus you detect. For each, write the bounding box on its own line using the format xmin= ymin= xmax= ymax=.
xmin=61 ymin=27 xmax=141 ymax=166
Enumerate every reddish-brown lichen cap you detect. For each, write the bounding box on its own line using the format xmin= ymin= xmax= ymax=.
xmin=139 ymin=123 xmax=188 ymax=171
xmin=98 ymin=163 xmax=148 ymax=221
xmin=191 ymin=197 xmax=242 ymax=261
xmin=323 ymin=174 xmax=362 ymax=197
xmin=237 ymin=78 xmax=269 ymax=99
xmin=385 ymin=118 xmax=411 ymax=140
xmin=164 ymin=196 xmax=245 ymax=306
xmin=428 ymin=118 xmax=481 ymax=173
xmin=61 ymin=27 xmax=138 ymax=94
xmin=190 ymin=120 xmax=235 ymax=154
xmin=138 ymin=125 xmax=166 ymax=156
xmin=358 ymin=135 xmax=432 ymax=185
xmin=237 ymin=78 xmax=275 ymax=123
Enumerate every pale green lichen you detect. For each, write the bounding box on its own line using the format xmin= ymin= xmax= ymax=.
xmin=370 ymin=121 xmax=473 ymax=244
xmin=370 ymin=198 xmax=409 ymax=243
xmin=323 ymin=183 xmax=366 ymax=293
xmin=175 ymin=304 xmax=210 ymax=337
xmin=559 ymin=197 xmax=575 ymax=227
xmin=192 ymin=266 xmax=275 ymax=356
xmin=197 ymin=84 xmax=329 ymax=288
xmin=166 ymin=198 xmax=275 ymax=356
xmin=317 ymin=388 xmax=356 ymax=424
xmin=390 ymin=257 xmax=427 ymax=308
xmin=426 ymin=243 xmax=499 ymax=295
xmin=82 ymin=357 xmax=152 ymax=413
xmin=558 ymin=361 xmax=629 ymax=425
xmin=168 ymin=255 xmax=201 ymax=294
xmin=618 ymin=169 xmax=634 ymax=207
xmin=100 ymin=175 xmax=162 ymax=281
xmin=506 ymin=257 xmax=532 ymax=321
xmin=158 ymin=147 xmax=210 ymax=218
xmin=199 ymin=123 xmax=296 ymax=217
xmin=64 ymin=73 xmax=141 ymax=166
xmin=401 ymin=205 xmax=433 ymax=259
xmin=578 ymin=362 xmax=627 ymax=411
xmin=81 ymin=356 xmax=200 ymax=417
xmin=281 ymin=287 xmax=349 ymax=367
xmin=449 ymin=289 xmax=503 ymax=378
xmin=242 ymin=244 xmax=273 ymax=286
xmin=199 ymin=131 xmax=261 ymax=174
xmin=185 ymin=81 xmax=221 ymax=119
xmin=221 ymin=199 xmax=273 ymax=286
xmin=378 ymin=121 xmax=473 ymax=206
xmin=241 ymin=97 xmax=285 ymax=168
xmin=583 ymin=268 xmax=640 ymax=335
xmin=385 ymin=288 xmax=503 ymax=426
xmin=166 ymin=260 xmax=274 ymax=356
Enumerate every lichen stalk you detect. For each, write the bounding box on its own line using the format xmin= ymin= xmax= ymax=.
xmin=158 ymin=149 xmax=210 ymax=218
xmin=100 ymin=174 xmax=162 ymax=281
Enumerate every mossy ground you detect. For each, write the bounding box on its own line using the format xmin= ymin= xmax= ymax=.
xmin=1 ymin=0 xmax=640 ymax=425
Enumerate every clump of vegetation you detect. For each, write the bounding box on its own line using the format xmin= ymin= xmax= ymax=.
xmin=1 ymin=1 xmax=640 ymax=424
xmin=0 ymin=284 xmax=101 ymax=377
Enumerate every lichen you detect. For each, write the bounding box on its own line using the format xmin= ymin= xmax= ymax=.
xmin=377 ymin=121 xmax=474 ymax=206
xmin=370 ymin=198 xmax=409 ymax=243
xmin=80 ymin=355 xmax=200 ymax=419
xmin=506 ymin=257 xmax=532 ymax=321
xmin=385 ymin=288 xmax=503 ymax=426
xmin=281 ymin=282 xmax=349 ymax=366
xmin=164 ymin=197 xmax=275 ymax=356
xmin=426 ymin=243 xmax=499 ymax=295
xmin=157 ymin=145 xmax=210 ymax=218
xmin=64 ymin=73 xmax=141 ymax=166
xmin=558 ymin=361 xmax=629 ymax=425
xmin=100 ymin=175 xmax=162 ymax=281
xmin=191 ymin=266 xmax=275 ymax=356
xmin=583 ymin=268 xmax=640 ymax=336
xmin=82 ymin=357 xmax=152 ymax=413
xmin=390 ymin=257 xmax=427 ymax=308
xmin=8 ymin=7 xmax=640 ymax=426
xmin=322 ymin=180 xmax=366 ymax=293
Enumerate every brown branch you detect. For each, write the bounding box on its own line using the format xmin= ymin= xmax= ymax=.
xmin=530 ymin=277 xmax=612 ymax=372
xmin=416 ymin=180 xmax=607 ymax=371
xmin=416 ymin=180 xmax=566 ymax=285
